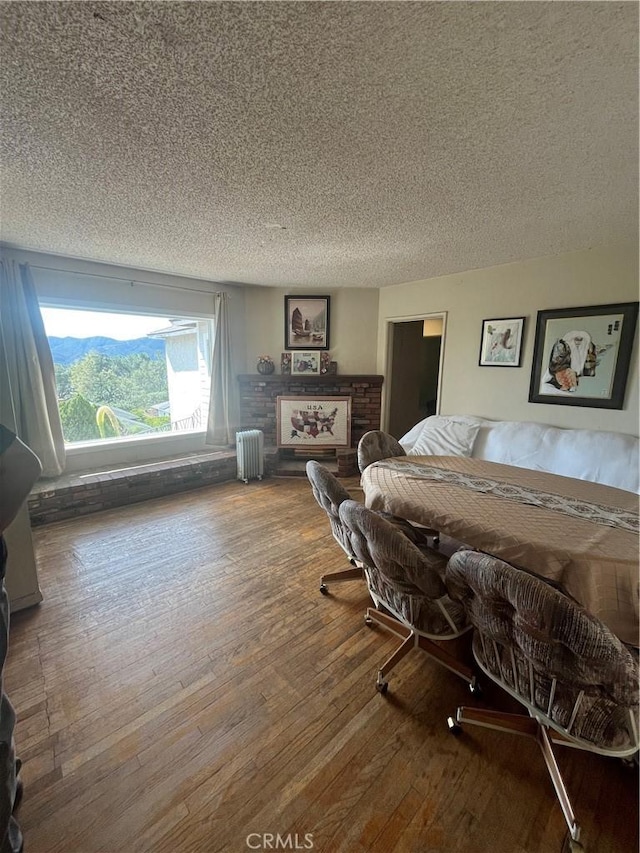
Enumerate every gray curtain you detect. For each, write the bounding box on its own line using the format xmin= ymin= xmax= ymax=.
xmin=205 ymin=291 xmax=239 ymax=447
xmin=0 ymin=260 xmax=65 ymax=476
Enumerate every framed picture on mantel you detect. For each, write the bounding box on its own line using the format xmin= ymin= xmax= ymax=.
xmin=291 ymin=351 xmax=321 ymax=376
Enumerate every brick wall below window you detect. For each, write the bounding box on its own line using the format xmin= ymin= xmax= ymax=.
xmin=28 ymin=448 xmax=279 ymax=526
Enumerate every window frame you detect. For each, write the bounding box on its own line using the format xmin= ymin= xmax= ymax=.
xmin=40 ymin=299 xmax=215 ymax=472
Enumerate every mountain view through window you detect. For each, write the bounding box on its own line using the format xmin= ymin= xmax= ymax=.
xmin=41 ymin=307 xmax=212 ymax=444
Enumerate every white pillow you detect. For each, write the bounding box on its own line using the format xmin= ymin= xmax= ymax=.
xmin=410 ymin=416 xmax=482 ymax=457
xmin=399 ymin=417 xmax=431 ymax=452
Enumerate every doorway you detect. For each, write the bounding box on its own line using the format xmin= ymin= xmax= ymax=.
xmin=385 ymin=314 xmax=445 ymax=439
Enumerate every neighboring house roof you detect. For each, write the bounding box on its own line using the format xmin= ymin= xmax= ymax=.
xmin=107 ymin=406 xmax=155 ymax=433
xmin=147 ymin=320 xmax=198 ymax=339
xmin=147 ymin=401 xmax=171 ymax=416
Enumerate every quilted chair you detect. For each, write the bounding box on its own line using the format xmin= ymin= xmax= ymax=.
xmin=357 ymin=430 xmax=439 ymax=546
xmin=357 ymin=429 xmax=407 ymax=473
xmin=307 ymin=461 xmax=446 ymax=596
xmin=306 ymin=460 xmax=364 ymax=594
xmin=445 ymin=549 xmax=640 ymax=852
xmin=338 ymin=500 xmax=478 ymax=695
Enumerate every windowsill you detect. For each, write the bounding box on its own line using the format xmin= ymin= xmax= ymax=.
xmin=31 ymin=447 xmax=237 ymax=495
xmin=61 ymin=429 xmax=211 ymax=474
xmin=65 ymin=428 xmax=205 ymax=454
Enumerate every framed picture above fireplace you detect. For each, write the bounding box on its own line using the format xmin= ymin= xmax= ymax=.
xmin=284 ymin=295 xmax=330 ymax=350
xmin=277 ymin=396 xmax=351 ymax=449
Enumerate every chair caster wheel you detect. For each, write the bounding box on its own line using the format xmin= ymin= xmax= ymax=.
xmin=364 ymin=615 xmax=374 ymax=626
xmin=562 ymin=832 xmax=585 ymax=852
xmin=319 ymin=583 xmax=329 ymax=595
xmin=376 ymin=680 xmax=388 ymax=695
xmin=447 ymin=716 xmax=462 ymax=735
xmin=433 ymin=536 xmax=440 ymax=548
xmin=469 ymin=680 xmax=483 ymax=698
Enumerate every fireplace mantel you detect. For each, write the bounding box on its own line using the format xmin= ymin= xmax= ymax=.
xmin=237 ymin=374 xmax=383 ymax=384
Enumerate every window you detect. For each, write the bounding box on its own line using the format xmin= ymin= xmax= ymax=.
xmin=41 ymin=306 xmax=213 ymax=445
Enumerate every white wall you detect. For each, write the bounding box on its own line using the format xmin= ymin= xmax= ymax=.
xmin=378 ymin=243 xmax=639 ymax=435
xmin=243 ymin=286 xmax=379 ymax=374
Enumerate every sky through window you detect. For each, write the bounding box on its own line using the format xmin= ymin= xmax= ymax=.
xmin=41 ymin=307 xmax=168 ymax=340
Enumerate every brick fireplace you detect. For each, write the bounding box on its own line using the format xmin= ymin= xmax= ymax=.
xmin=237 ymin=374 xmax=384 ymax=474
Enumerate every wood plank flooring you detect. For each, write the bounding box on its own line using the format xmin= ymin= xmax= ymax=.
xmin=6 ymin=477 xmax=638 ymax=853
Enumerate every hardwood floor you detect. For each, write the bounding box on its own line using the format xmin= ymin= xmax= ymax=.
xmin=6 ymin=477 xmax=638 ymax=853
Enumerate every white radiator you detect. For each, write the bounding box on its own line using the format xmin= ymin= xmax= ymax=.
xmin=236 ymin=429 xmax=264 ymax=483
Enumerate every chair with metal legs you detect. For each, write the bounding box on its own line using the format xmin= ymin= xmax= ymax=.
xmin=307 ymin=461 xmax=445 ymax=595
xmin=444 ymin=549 xmax=639 ymax=852
xmin=338 ymin=500 xmax=478 ymax=695
xmin=306 ymin=460 xmax=364 ymax=594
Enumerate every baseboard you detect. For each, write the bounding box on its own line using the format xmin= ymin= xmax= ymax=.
xmin=10 ymin=589 xmax=44 ymax=612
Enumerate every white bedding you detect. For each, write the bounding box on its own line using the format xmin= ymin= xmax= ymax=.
xmin=400 ymin=415 xmax=640 ymax=494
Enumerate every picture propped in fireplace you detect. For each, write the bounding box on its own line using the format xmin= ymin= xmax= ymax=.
xmin=277 ymin=396 xmax=351 ymax=449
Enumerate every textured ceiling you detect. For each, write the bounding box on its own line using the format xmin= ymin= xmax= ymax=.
xmin=0 ymin=1 xmax=637 ymax=289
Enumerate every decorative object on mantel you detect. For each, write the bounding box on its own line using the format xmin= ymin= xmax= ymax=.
xmin=292 ymin=351 xmax=320 ymax=375
xmin=320 ymin=352 xmax=330 ymax=374
xmin=284 ymin=295 xmax=330 ymax=350
xmin=328 ymin=361 xmax=338 ymax=375
xmin=257 ymin=355 xmax=275 ymax=375
xmin=280 ymin=352 xmax=291 ymax=374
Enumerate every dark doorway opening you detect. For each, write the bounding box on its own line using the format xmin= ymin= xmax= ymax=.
xmin=386 ymin=317 xmax=443 ymax=439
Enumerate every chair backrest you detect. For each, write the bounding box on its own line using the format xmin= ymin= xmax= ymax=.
xmin=445 ymin=549 xmax=640 ymax=753
xmin=339 ymin=500 xmax=468 ymax=637
xmin=357 ymin=430 xmax=406 ymax=473
xmin=306 ymin=460 xmax=353 ymax=557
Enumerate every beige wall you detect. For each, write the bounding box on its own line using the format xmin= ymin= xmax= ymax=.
xmin=4 ymin=244 xmax=637 ymax=439
xmin=378 ymin=244 xmax=639 ymax=435
xmin=243 ymin=286 xmax=379 ymax=375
